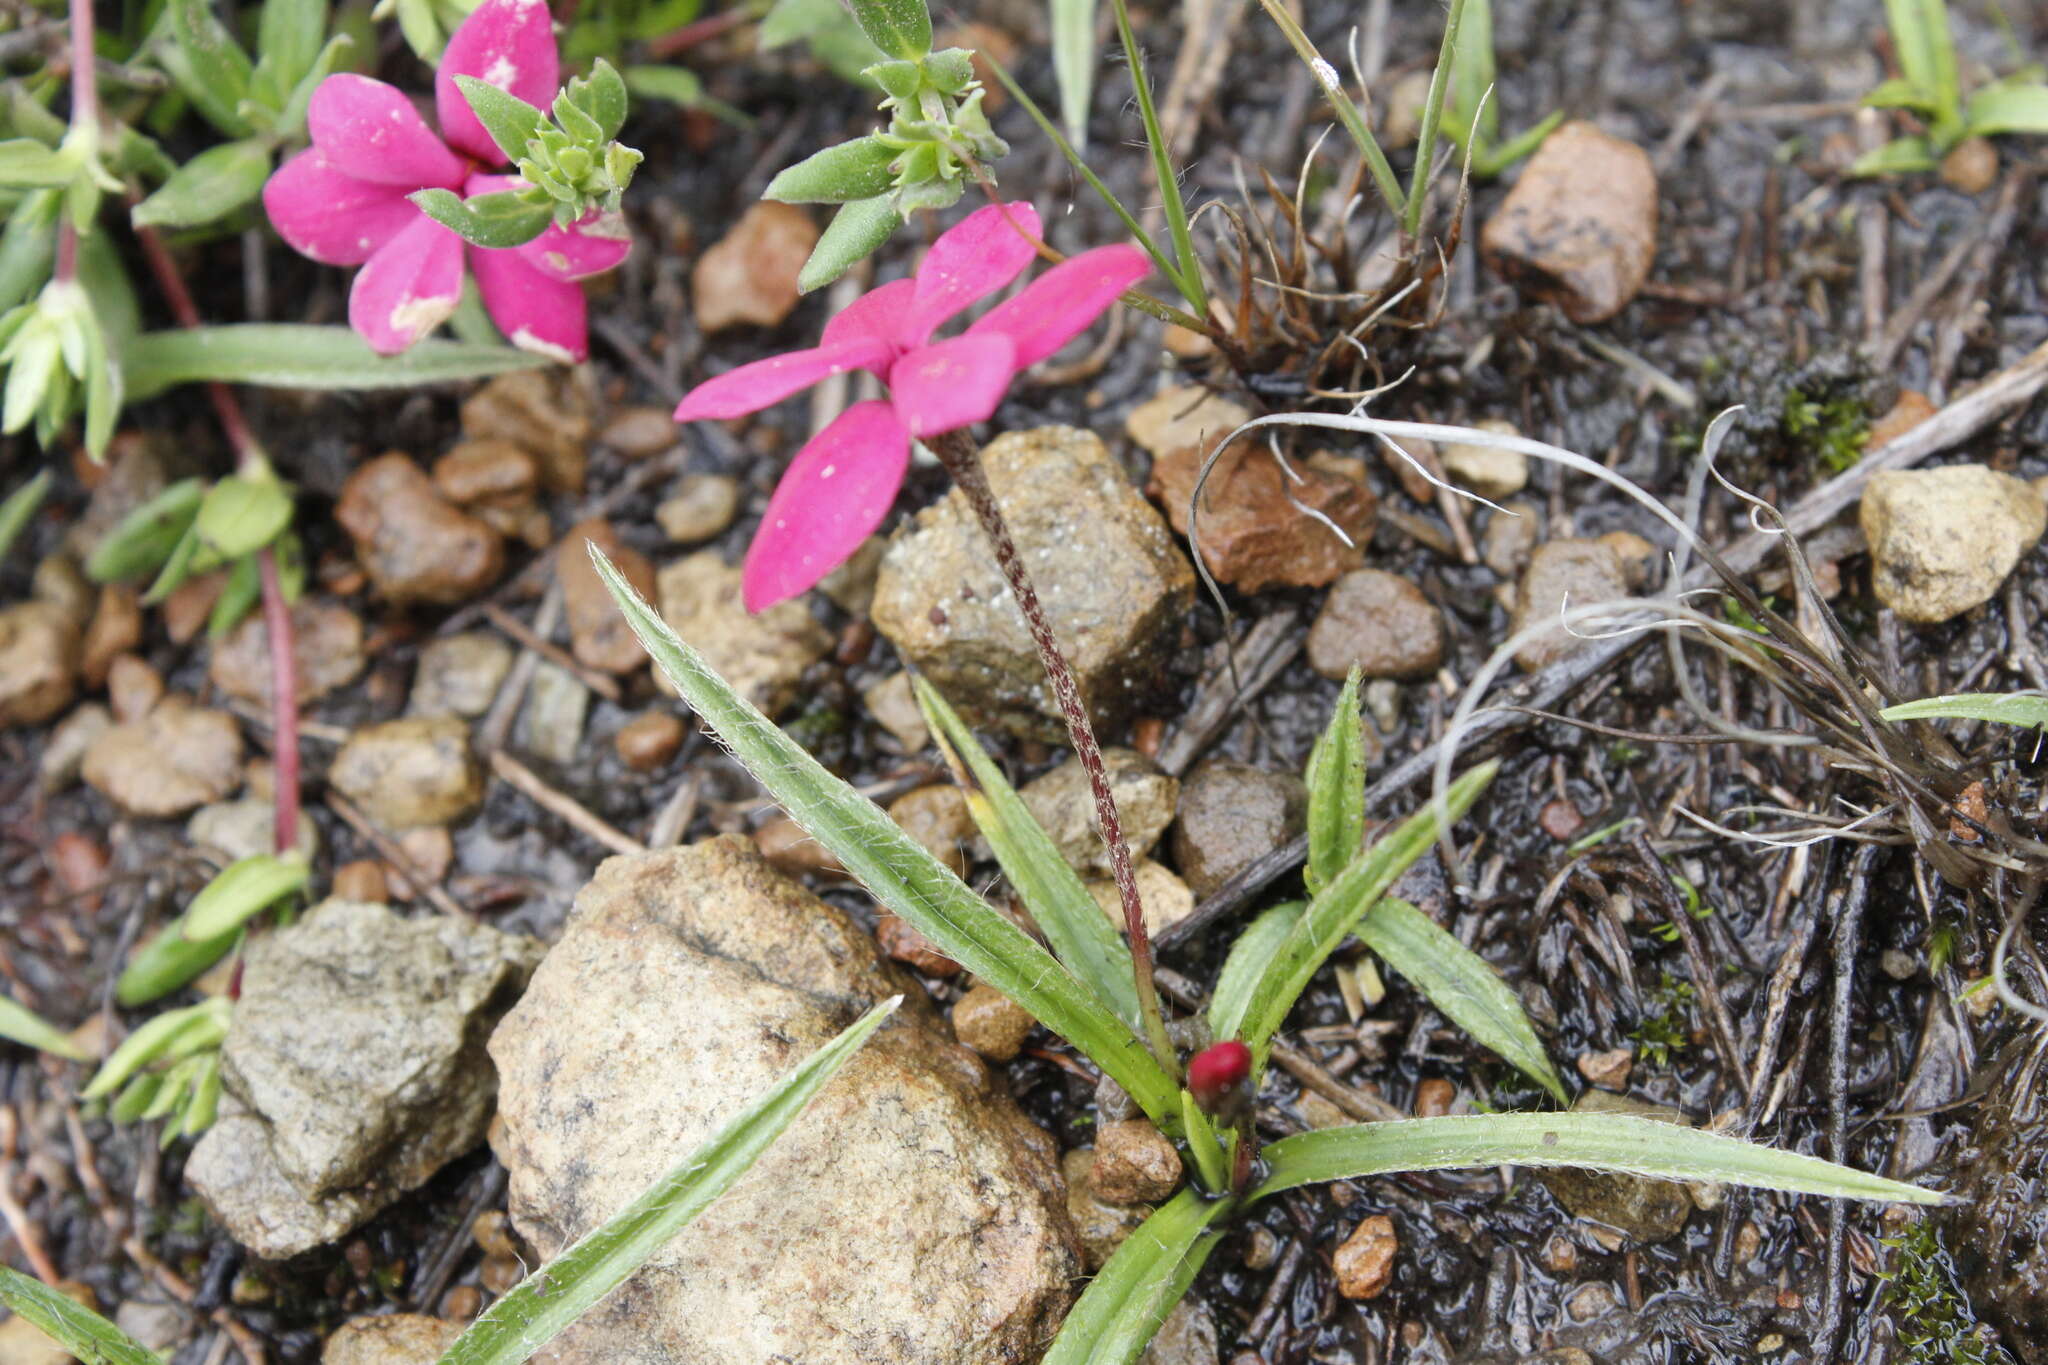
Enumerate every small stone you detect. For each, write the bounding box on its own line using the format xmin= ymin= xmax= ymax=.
xmin=113 ymin=1300 xmax=186 ymax=1352
xmin=210 ymin=599 xmax=366 ymax=705
xmin=80 ymin=585 xmax=141 ymax=688
xmin=1414 ymin=1078 xmax=1456 ymax=1118
xmin=1240 ymin=1225 xmax=1280 ymax=1270
xmin=1511 ymin=539 xmax=1633 ymax=671
xmin=106 ymin=653 xmax=163 ymax=722
xmin=888 ymin=784 xmax=975 ymax=877
xmin=615 ymin=712 xmax=685 ymax=771
xmin=1940 ymin=136 xmax=1998 ymax=195
xmin=332 ymin=861 xmax=388 ymax=903
xmin=410 ymin=633 xmax=514 ymax=719
xmin=1334 ymin=1214 xmax=1398 ymax=1299
xmin=655 ymin=473 xmax=742 ymax=543
xmin=329 ymin=717 xmax=485 ymax=830
xmin=1141 ymin=1299 xmax=1218 ymax=1365
xmin=472 ymin=1209 xmax=519 ymax=1259
xmin=33 ymin=552 xmax=94 ymax=624
xmin=478 ymin=1255 xmax=524 ymax=1296
xmin=391 ymin=827 xmax=455 ymax=896
xmin=321 ymin=1313 xmax=467 ymax=1364
xmin=1597 ymin=530 xmax=1658 ymax=588
xmin=1297 ymin=1090 xmax=1352 ymax=1131
xmin=1146 ymin=437 xmax=1377 ymax=592
xmin=655 ymin=552 xmax=829 ymax=718
xmin=433 ymin=439 xmax=538 ymax=505
xmin=1537 ymin=1092 xmax=1693 ymax=1244
xmin=862 ymin=672 xmax=929 ymax=752
xmin=460 ymin=371 xmax=593 ymax=494
xmin=162 ymin=570 xmax=227 ymax=644
xmin=1064 ymin=1148 xmax=1149 ymax=1270
xmin=1171 ymin=759 xmax=1307 ymax=900
xmin=951 ymin=983 xmax=1036 ymax=1062
xmin=0 ymin=601 xmax=79 ymax=726
xmin=189 ymin=797 xmax=320 ymax=863
xmin=1020 ymin=748 xmax=1179 ymax=875
xmin=438 ymin=1285 xmax=482 ymax=1322
xmin=877 ymin=912 xmax=961 ymax=976
xmin=1440 ymin=419 xmax=1529 ymax=499
xmin=1125 ymin=385 xmax=1251 ymax=459
xmin=692 ymin=202 xmax=818 ymax=332
xmin=1577 ymin=1046 xmax=1634 ymax=1091
xmin=83 ymin=700 xmax=243 ymax=817
xmin=1860 ymin=465 xmax=2046 ymax=623
xmin=599 ymin=405 xmax=678 ymax=460
xmin=1306 ymin=570 xmax=1445 ymax=681
xmin=50 ymin=832 xmax=109 ymax=909
xmin=1482 ymin=502 xmax=1542 ymax=577
xmin=519 ymin=663 xmax=588 ymax=766
xmin=1541 ymin=1232 xmax=1578 ymax=1273
xmin=754 ymin=814 xmax=846 ymax=876
xmin=1162 ymin=323 xmax=1213 ymax=359
xmin=1880 ymin=948 xmax=1919 ymax=981
xmin=1085 ymin=860 xmax=1195 ymax=938
xmin=557 ymin=518 xmax=655 ymax=674
xmin=1090 ymin=1119 xmax=1182 ymax=1204
xmin=1481 ymin=120 xmax=1657 ymax=323
xmin=1540 ymin=798 xmax=1585 ymax=842
xmin=1867 ymin=390 xmax=1937 ymax=451
xmin=38 ymin=702 xmax=110 ymax=791
xmin=337 ymin=454 xmax=506 ymax=606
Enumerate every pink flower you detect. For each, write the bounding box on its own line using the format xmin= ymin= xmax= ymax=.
xmin=261 ymin=0 xmax=630 ymax=358
xmin=673 ymin=201 xmax=1148 ymax=611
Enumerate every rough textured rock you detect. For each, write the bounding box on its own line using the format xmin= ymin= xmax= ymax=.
xmin=337 ymin=455 xmax=506 ymax=605
xmin=209 ymin=599 xmax=365 ymax=705
xmin=557 ymin=518 xmax=654 ymax=674
xmin=1085 ymin=859 xmax=1195 ymax=938
xmin=1860 ymin=465 xmax=2046 ymax=623
xmin=1062 ymin=1147 xmax=1146 ymax=1270
xmin=655 ymin=552 xmax=829 ymax=718
xmin=409 ymin=633 xmax=514 ymax=718
xmin=0 ymin=601 xmax=79 ymax=726
xmin=1020 ymin=748 xmax=1178 ymax=876
xmin=521 ymin=664 xmax=589 ymax=765
xmin=38 ymin=702 xmax=109 ymax=791
xmin=1439 ymin=419 xmax=1530 ymax=500
xmin=1125 ymin=386 xmax=1250 ymax=459
xmin=1146 ymin=438 xmax=1376 ymax=592
xmin=1334 ymin=1214 xmax=1397 ymax=1299
xmin=871 ymin=427 xmax=1194 ymax=739
xmin=1170 ymin=760 xmax=1307 ymax=900
xmin=1306 ymin=570 xmax=1445 ymax=681
xmin=187 ymin=901 xmax=540 ymax=1259
xmin=489 ymin=837 xmax=1079 ymax=1364
xmin=1536 ymin=1093 xmax=1692 ymax=1244
xmin=1510 ymin=539 xmax=1633 ymax=671
xmin=66 ymin=435 xmax=176 ymax=565
xmin=1482 ymin=502 xmax=1542 ymax=577
xmin=107 ymin=653 xmax=162 ymax=722
xmin=83 ymin=700 xmax=243 ymax=817
xmin=951 ymin=983 xmax=1036 ymax=1062
xmin=460 ymin=370 xmax=593 ymax=493
xmin=656 ymin=473 xmax=741 ymax=543
xmin=1481 ymin=121 xmax=1657 ymax=323
xmin=329 ymin=717 xmax=485 ymax=830
xmin=1090 ymin=1119 xmax=1181 ymax=1204
xmin=863 ymin=671 xmax=929 ymax=752
xmin=1141 ymin=1300 xmax=1218 ymax=1365
xmin=692 ymin=202 xmax=818 ymax=332
xmin=323 ymin=1314 xmax=467 ymax=1364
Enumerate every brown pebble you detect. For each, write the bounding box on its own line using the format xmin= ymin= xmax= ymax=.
xmin=479 ymin=1254 xmax=523 ymax=1295
xmin=387 ymin=827 xmax=454 ymax=898
xmin=161 ymin=571 xmax=227 ymax=645
xmin=1867 ymin=390 xmax=1937 ymax=452
xmin=887 ymin=784 xmax=974 ymax=878
xmin=1939 ymin=135 xmax=1997 ymax=195
xmin=1414 ymin=1078 xmax=1455 ymax=1118
xmin=598 ymin=405 xmax=678 ymax=460
xmin=1542 ymin=1232 xmax=1578 ymax=1273
xmin=1481 ymin=121 xmax=1657 ymax=323
xmin=1089 ymin=1118 xmax=1183 ymax=1204
xmin=434 ymin=439 xmax=538 ymax=505
xmin=951 ymin=983 xmax=1036 ymax=1062
xmin=1539 ymin=798 xmax=1585 ymax=842
xmin=439 ymin=1285 xmax=482 ymax=1321
xmin=81 ymin=585 xmax=142 ymax=689
xmin=106 ymin=654 xmax=163 ymax=722
xmin=615 ymin=712 xmax=685 ymax=772
xmin=1240 ymin=1225 xmax=1280 ymax=1270
xmin=1131 ymin=716 xmax=1165 ymax=759
xmin=472 ymin=1210 xmax=518 ymax=1260
xmin=692 ymin=202 xmax=818 ymax=333
xmin=50 ymin=832 xmax=109 ymax=910
xmin=1576 ymin=1046 xmax=1634 ymax=1092
xmin=754 ymin=814 xmax=846 ymax=876
xmin=877 ymin=913 xmax=961 ymax=976
xmin=1334 ymin=1214 xmax=1398 ymax=1299
xmin=1951 ymin=780 xmax=1988 ymax=842
xmin=332 ymin=860 xmax=389 ymax=903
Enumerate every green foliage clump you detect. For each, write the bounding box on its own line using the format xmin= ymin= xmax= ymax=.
xmin=1629 ymin=972 xmax=1694 ymax=1069
xmin=1880 ymin=1219 xmax=2001 ymax=1365
xmin=1782 ymin=388 xmax=1869 ymax=475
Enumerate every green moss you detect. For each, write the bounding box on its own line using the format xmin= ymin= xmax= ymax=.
xmin=1879 ymin=1220 xmax=2001 ymax=1364
xmin=1628 ymin=973 xmax=1694 ymax=1069
xmin=1781 ymin=388 xmax=1869 ymax=474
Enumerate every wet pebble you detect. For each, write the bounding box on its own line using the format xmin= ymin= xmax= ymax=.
xmin=80 ymin=584 xmax=141 ymax=688
xmin=519 ymin=664 xmax=588 ymax=766
xmin=1170 ymin=759 xmax=1306 ymax=900
xmin=951 ymin=982 xmax=1036 ymax=1062
xmin=1306 ymin=569 xmax=1445 ymax=681
xmin=888 ymin=784 xmax=975 ymax=877
xmin=337 ymin=455 xmax=506 ymax=606
xmin=861 ymin=672 xmax=929 ymax=752
xmin=0 ymin=602 xmax=79 ymax=726
xmin=655 ymin=551 xmax=829 ymax=718
xmin=332 ymin=860 xmax=388 ymax=903
xmin=433 ymin=439 xmax=537 ymax=505
xmin=38 ymin=702 xmax=110 ymax=791
xmin=1089 ymin=1119 xmax=1182 ymax=1204
xmin=321 ymin=1313 xmax=466 ymax=1364
xmin=1147 ymin=436 xmax=1376 ymax=592
xmin=1414 ymin=1078 xmax=1456 ymax=1118
xmin=1334 ymin=1214 xmax=1398 ymax=1299
xmin=1536 ymin=1092 xmax=1693 ymax=1244
xmin=655 ymin=473 xmax=741 ymax=543
xmin=189 ymin=797 xmax=320 ymax=862
xmin=614 ymin=711 xmax=684 ymax=771
xmin=460 ymin=371 xmax=593 ymax=494
xmin=1510 ymin=539 xmax=1633 ymax=671
xmin=1063 ymin=1148 xmax=1149 ymax=1269
xmin=692 ymin=202 xmax=818 ymax=332
xmin=1142 ymin=1299 xmax=1218 ymax=1365
xmin=209 ymin=599 xmax=366 ymax=705
xmin=1439 ymin=419 xmax=1529 ymax=500
xmin=328 ymin=717 xmax=485 ymax=830
xmin=876 ymin=913 xmax=961 ymax=976
xmin=557 ymin=517 xmax=654 ymax=675
xmin=409 ymin=633 xmax=513 ymax=719
xmin=1481 ymin=502 xmax=1541 ymax=577
xmin=598 ymin=405 xmax=677 ymax=460
xmin=1086 ymin=859 xmax=1195 ymax=938
xmin=754 ymin=813 xmax=846 ymax=876
xmin=1576 ymin=1046 xmax=1634 ymax=1091
xmin=1020 ymin=748 xmax=1178 ymax=876
xmin=1940 ymin=136 xmax=1998 ymax=194
xmin=1481 ymin=120 xmax=1657 ymax=323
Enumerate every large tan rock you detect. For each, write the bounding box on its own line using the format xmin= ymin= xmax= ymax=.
xmin=1861 ymin=465 xmax=2046 ymax=623
xmin=328 ymin=717 xmax=485 ymax=830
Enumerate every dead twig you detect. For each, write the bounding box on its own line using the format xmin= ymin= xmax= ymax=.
xmin=482 ymin=603 xmax=622 ymax=704
xmin=323 ymin=792 xmax=470 ymax=919
xmin=489 ymin=751 xmax=646 ymax=857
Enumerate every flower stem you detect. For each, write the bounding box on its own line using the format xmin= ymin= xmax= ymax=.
xmin=926 ymin=428 xmax=1180 ymax=1080
xmin=67 ymin=0 xmax=100 ymax=143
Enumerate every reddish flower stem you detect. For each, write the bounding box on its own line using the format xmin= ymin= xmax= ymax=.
xmin=927 ymin=428 xmax=1180 ymax=1079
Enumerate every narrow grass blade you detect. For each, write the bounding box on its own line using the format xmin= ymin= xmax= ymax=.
xmin=1252 ymin=1112 xmax=1949 ymax=1205
xmin=122 ymin=325 xmax=547 ymax=401
xmin=0 ymin=1269 xmax=159 ymax=1365
xmin=1303 ymin=670 xmax=1365 ymax=897
xmin=1208 ymin=900 xmax=1304 ymax=1043
xmin=183 ymin=852 xmax=309 ymax=940
xmin=590 ymin=548 xmax=1181 ymax=1127
xmin=437 ymin=999 xmax=900 ymax=1365
xmin=1966 ymin=83 xmax=2048 ymax=136
xmin=1041 ymin=1188 xmax=1237 ymax=1365
xmin=0 ymin=469 xmax=49 ymax=565
xmin=1236 ymin=762 xmax=1498 ymax=1066
xmin=1357 ymin=898 xmax=1566 ymax=1102
xmin=1050 ymin=0 xmax=1096 ymax=147
xmin=1885 ymin=0 xmax=1959 ymax=120
xmin=1105 ymin=0 xmax=1206 ymax=315
xmin=1881 ymin=692 xmax=2048 ymax=730
xmin=1404 ymin=0 xmax=1469 ymax=238
xmin=0 ymin=995 xmax=85 ymax=1061
xmin=915 ymin=679 xmax=1141 ymax=1029
xmin=80 ymin=998 xmax=230 ymax=1100
xmin=1252 ymin=0 xmax=1402 ymax=219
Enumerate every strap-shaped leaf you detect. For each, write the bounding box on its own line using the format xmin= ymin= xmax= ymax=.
xmin=1847 ymin=135 xmax=1937 ymax=178
xmin=1883 ymin=692 xmax=2048 ymax=730
xmin=1208 ymin=900 xmax=1305 ymax=1043
xmin=411 ymin=188 xmax=554 ymax=250
xmin=256 ymin=0 xmax=326 ymax=94
xmin=1041 ymin=1188 xmax=1237 ymax=1365
xmin=1358 ymin=898 xmax=1566 ymax=1102
xmin=1967 ymin=83 xmax=2048 ymax=137
xmin=765 ymin=136 xmax=901 ymax=205
xmin=915 ymin=678 xmax=1141 ymax=1029
xmin=80 ymin=998 xmax=230 ymax=1101
xmin=1253 ymin=1112 xmax=1947 ymax=1205
xmin=1303 ymin=669 xmax=1365 ymax=896
xmin=132 ymin=139 xmax=272 ymax=229
xmin=1883 ymin=0 xmax=1958 ymax=117
xmin=1049 ymin=0 xmax=1095 ymax=146
xmin=798 ymin=195 xmax=902 ymax=293
xmin=194 ymin=471 xmax=292 ymax=564
xmin=589 ymin=548 xmax=1181 ymax=1126
xmin=183 ymin=852 xmax=310 ymax=941
xmin=0 ymin=468 xmax=49 ymax=565
xmin=0 ymin=994 xmax=85 ymax=1060
xmin=437 ymin=998 xmax=900 ymax=1365
xmin=84 ymin=477 xmax=204 ymax=583
xmin=117 ymin=922 xmax=239 ymax=1007
xmin=162 ymin=0 xmax=256 ymax=138
xmin=121 ymin=325 xmax=547 ymax=400
xmin=0 ymin=1269 xmax=159 ymax=1365
xmin=0 ymin=190 xmax=59 ymax=311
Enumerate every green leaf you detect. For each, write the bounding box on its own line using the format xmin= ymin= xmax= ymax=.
xmin=587 ymin=546 xmax=1183 ymax=1128
xmin=1862 ymin=76 xmax=1933 ymax=111
xmin=194 ymin=472 xmax=292 ymax=564
xmin=410 ymin=187 xmax=554 ymax=249
xmin=142 ymin=523 xmax=203 ymax=604
xmin=207 ymin=552 xmax=261 ymax=638
xmin=0 ymin=1268 xmax=160 ymax=1365
xmin=577 ymin=59 xmax=630 ymax=141
xmin=1041 ymin=1188 xmax=1236 ymax=1365
xmin=1357 ymin=898 xmax=1566 ymax=1102
xmin=764 ymin=136 xmax=901 ymax=204
xmin=0 ymin=994 xmax=85 ymax=1060
xmin=1105 ymin=0 xmax=1204 ymax=316
xmin=1050 ymin=0 xmax=1095 ymax=147
xmin=163 ymin=0 xmax=257 ymax=138
xmin=797 ymin=195 xmax=902 ymax=294
xmin=1884 ymin=0 xmax=1960 ymax=124
xmin=257 ymin=0 xmax=327 ymax=96
xmin=1403 ymin=0 xmax=1467 ymax=234
xmin=621 ymin=65 xmax=706 ymax=109
xmin=1235 ymin=762 xmax=1498 ymax=1069
xmin=80 ymin=999 xmax=230 ymax=1101
xmin=131 ymin=139 xmax=272 ymax=229
xmin=180 ymin=1051 xmax=223 ymax=1135
xmin=842 ymin=0 xmax=930 ymax=61
xmin=1965 ymin=82 xmax=2048 ymax=136
xmin=1881 ymin=692 xmax=2048 ymax=730
xmin=85 ymin=477 xmax=205 ymax=583
xmin=0 ymin=139 xmax=72 ymax=189
xmin=454 ymin=74 xmax=545 ymax=165
xmin=1473 ymin=109 xmax=1564 ymax=177
xmin=116 ymin=923 xmax=240 ymax=1007
xmin=111 ymin=1073 xmax=162 ymax=1123
xmin=1445 ymin=0 xmax=1498 ymax=154
xmin=1208 ymin=900 xmax=1306 ymax=1043
xmin=121 ymin=325 xmax=548 ymax=401
xmin=438 ymin=998 xmax=900 ymax=1365
xmin=278 ymin=34 xmax=355 ymax=137
xmin=1253 ymin=1112 xmax=1949 ymax=1205
xmin=915 ymin=678 xmax=1142 ymax=1029
xmin=1303 ymin=669 xmax=1365 ymax=897
xmin=1848 ymin=135 xmax=1938 ymax=177
xmin=0 ymin=468 xmax=50 ymax=566
xmin=0 ymin=189 xmax=59 ymax=312
xmin=183 ymin=853 xmax=310 ymax=941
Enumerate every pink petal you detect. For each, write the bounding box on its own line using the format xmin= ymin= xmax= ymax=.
xmin=820 ymin=277 xmax=915 ymax=359
xmin=966 ymin=244 xmax=1150 ymax=369
xmin=470 ymin=243 xmax=587 ymax=362
xmin=349 ymin=215 xmax=466 ymax=354
xmin=465 ymin=172 xmax=632 ymax=282
xmin=673 ymin=338 xmax=894 ymax=422
xmin=436 ymin=0 xmax=561 ymax=165
xmin=307 ymin=74 xmax=466 ymax=188
xmin=742 ymin=401 xmax=910 ymax=612
xmin=901 ymin=201 xmax=1042 ymax=345
xmin=263 ymin=150 xmax=420 ymax=266
xmin=887 ymin=334 xmax=1017 ymax=438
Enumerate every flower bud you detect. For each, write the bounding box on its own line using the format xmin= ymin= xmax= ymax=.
xmin=1186 ymin=1040 xmax=1252 ymax=1122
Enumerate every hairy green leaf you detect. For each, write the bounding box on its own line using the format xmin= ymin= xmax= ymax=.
xmin=85 ymin=477 xmax=204 ymax=583
xmin=1208 ymin=900 xmax=1305 ymax=1043
xmin=410 ymin=187 xmax=554 ymax=249
xmin=798 ymin=196 xmax=903 ymax=293
xmin=122 ymin=325 xmax=547 ymax=400
xmin=1303 ymin=669 xmax=1365 ymax=896
xmin=194 ymin=472 xmax=292 ymax=564
xmin=765 ymin=137 xmax=901 ymax=204
xmin=0 ymin=468 xmax=50 ymax=565
xmin=454 ymin=75 xmax=545 ymax=164
xmin=1882 ymin=692 xmax=2048 ymax=730
xmin=163 ymin=0 xmax=257 ymax=138
xmin=132 ymin=139 xmax=272 ymax=229
xmin=1050 ymin=0 xmax=1095 ymax=147
xmin=843 ymin=0 xmax=930 ymax=60
xmin=0 ymin=1268 xmax=159 ymax=1365
xmin=0 ymin=139 xmax=72 ymax=189
xmin=621 ymin=64 xmax=706 ymax=108
xmin=0 ymin=190 xmax=59 ymax=312
xmin=183 ymin=852 xmax=310 ymax=941
xmin=1041 ymin=1188 xmax=1236 ymax=1365
xmin=257 ymin=0 xmax=328 ymax=94
xmin=0 ymin=994 xmax=85 ymax=1060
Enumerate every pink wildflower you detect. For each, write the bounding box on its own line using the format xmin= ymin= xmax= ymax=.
xmin=261 ymin=0 xmax=630 ymax=358
xmin=673 ymin=202 xmax=1148 ymax=612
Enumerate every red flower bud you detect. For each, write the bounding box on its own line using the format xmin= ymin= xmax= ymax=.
xmin=1186 ymin=1040 xmax=1252 ymax=1116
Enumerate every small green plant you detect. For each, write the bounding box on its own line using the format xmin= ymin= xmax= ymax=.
xmin=1879 ymin=1219 xmax=1999 ymax=1364
xmin=1853 ymin=0 xmax=2048 ymax=175
xmin=80 ymin=998 xmax=231 ymax=1144
xmin=1629 ymin=973 xmax=1695 ymax=1069
xmin=1439 ymin=0 xmax=1562 ymax=177
xmin=1782 ymin=388 xmax=1869 ymax=474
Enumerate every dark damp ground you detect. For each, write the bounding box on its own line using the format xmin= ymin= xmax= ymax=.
xmin=4 ymin=0 xmax=2048 ymax=1360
